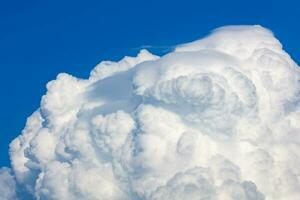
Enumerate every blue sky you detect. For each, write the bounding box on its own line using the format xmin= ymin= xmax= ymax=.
xmin=0 ymin=0 xmax=299 ymax=167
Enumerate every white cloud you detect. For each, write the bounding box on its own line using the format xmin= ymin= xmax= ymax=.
xmin=2 ymin=25 xmax=300 ymax=199
xmin=0 ymin=168 xmax=18 ymax=200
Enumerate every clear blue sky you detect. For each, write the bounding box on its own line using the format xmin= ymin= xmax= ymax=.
xmin=0 ymin=0 xmax=299 ymax=167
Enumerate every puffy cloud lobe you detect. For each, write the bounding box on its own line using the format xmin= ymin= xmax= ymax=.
xmin=150 ymin=159 xmax=265 ymax=200
xmin=2 ymin=25 xmax=300 ymax=199
xmin=0 ymin=168 xmax=18 ymax=200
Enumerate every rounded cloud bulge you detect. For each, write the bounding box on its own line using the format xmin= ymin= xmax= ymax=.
xmin=1 ymin=25 xmax=300 ymax=200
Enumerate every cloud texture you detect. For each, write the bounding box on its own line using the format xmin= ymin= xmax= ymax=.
xmin=1 ymin=25 xmax=300 ymax=200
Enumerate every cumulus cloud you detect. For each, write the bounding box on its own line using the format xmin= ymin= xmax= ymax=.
xmin=1 ymin=25 xmax=300 ymax=200
xmin=0 ymin=168 xmax=18 ymax=200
